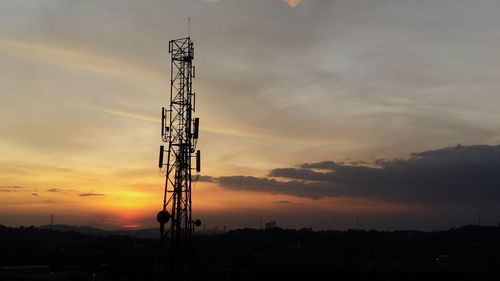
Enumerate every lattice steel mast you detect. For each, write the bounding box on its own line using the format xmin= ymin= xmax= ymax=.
xmin=157 ymin=36 xmax=201 ymax=281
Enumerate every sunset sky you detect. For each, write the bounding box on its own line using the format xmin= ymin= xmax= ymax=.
xmin=1 ymin=0 xmax=500 ymax=230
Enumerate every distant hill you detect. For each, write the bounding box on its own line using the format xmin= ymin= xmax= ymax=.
xmin=39 ymin=224 xmax=159 ymax=239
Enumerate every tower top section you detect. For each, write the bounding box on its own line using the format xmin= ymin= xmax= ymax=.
xmin=169 ymin=37 xmax=194 ymax=61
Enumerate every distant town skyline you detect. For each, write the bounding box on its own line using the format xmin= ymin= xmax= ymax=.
xmin=1 ymin=0 xmax=500 ymax=230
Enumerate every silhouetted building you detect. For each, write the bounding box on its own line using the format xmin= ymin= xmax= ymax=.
xmin=265 ymin=221 xmax=277 ymax=230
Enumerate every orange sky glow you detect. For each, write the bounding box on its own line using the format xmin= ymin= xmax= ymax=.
xmin=2 ymin=0 xmax=500 ymax=230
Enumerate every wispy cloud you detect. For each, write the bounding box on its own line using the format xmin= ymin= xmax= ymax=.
xmin=82 ymin=106 xmax=157 ymax=124
xmin=46 ymin=188 xmax=78 ymax=194
xmin=79 ymin=193 xmax=105 ymax=197
xmin=0 ymin=186 xmax=38 ymax=195
xmin=202 ymin=0 xmax=300 ymax=8
xmin=284 ymin=0 xmax=301 ymax=7
xmin=0 ymin=37 xmax=160 ymax=79
xmin=0 ymin=186 xmax=25 ymax=192
xmin=0 ymin=186 xmax=40 ymax=197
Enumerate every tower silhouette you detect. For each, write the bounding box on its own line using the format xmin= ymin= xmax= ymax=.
xmin=157 ymin=36 xmax=201 ymax=281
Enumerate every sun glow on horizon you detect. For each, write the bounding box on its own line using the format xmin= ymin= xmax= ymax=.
xmin=2 ymin=0 xmax=500 ymax=230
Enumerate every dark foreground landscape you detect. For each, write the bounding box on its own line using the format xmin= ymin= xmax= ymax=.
xmin=1 ymin=224 xmax=499 ymax=281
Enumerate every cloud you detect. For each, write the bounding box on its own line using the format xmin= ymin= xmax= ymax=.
xmin=284 ymin=0 xmax=301 ymax=7
xmin=203 ymin=0 xmax=301 ymax=5
xmin=0 ymin=186 xmax=25 ymax=192
xmin=215 ymin=145 xmax=500 ymax=208
xmin=217 ymin=176 xmax=335 ymax=199
xmin=82 ymin=106 xmax=157 ymax=124
xmin=46 ymin=187 xmax=78 ymax=194
xmin=0 ymin=186 xmax=42 ymax=197
xmin=0 ymin=186 xmax=39 ymax=195
xmin=78 ymin=193 xmax=105 ymax=197
xmin=197 ymin=175 xmax=215 ymax=182
xmin=0 ymin=37 xmax=160 ymax=79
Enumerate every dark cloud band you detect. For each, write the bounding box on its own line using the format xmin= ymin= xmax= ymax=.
xmin=213 ymin=145 xmax=500 ymax=208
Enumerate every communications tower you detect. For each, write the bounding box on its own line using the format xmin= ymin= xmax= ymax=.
xmin=157 ymin=36 xmax=201 ymax=281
